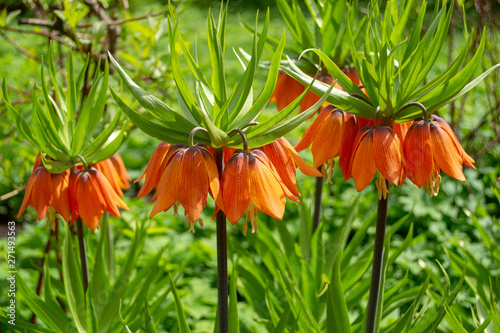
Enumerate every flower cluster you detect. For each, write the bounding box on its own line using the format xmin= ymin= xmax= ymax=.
xmin=273 ymin=70 xmax=475 ymax=199
xmin=18 ymin=154 xmax=130 ymax=230
xmin=137 ymin=137 xmax=321 ymax=234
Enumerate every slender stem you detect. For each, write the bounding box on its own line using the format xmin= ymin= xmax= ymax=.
xmin=31 ymin=227 xmax=54 ymax=324
xmin=213 ymin=148 xmax=228 ymax=333
xmin=311 ymin=167 xmax=323 ymax=234
xmin=365 ymin=185 xmax=389 ymax=333
xmin=76 ymin=217 xmax=89 ymax=294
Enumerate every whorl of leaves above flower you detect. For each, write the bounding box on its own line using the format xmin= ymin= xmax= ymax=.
xmin=109 ymin=4 xmax=334 ymax=151
xmin=2 ymin=47 xmax=126 ymax=173
xmin=283 ymin=0 xmax=500 ymax=123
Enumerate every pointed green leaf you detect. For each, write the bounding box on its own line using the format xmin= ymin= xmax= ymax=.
xmin=169 ymin=273 xmax=192 ymax=333
xmin=110 ymin=87 xmax=196 ymax=144
xmin=109 ymin=53 xmax=195 ymax=133
xmin=228 ymin=262 xmax=239 ymax=333
xmin=62 ymin=222 xmax=86 ymax=332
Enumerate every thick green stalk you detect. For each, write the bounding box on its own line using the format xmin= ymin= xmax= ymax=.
xmin=213 ymin=148 xmax=228 ymax=333
xmin=365 ymin=189 xmax=389 ymax=333
xmin=76 ymin=217 xmax=89 ymax=294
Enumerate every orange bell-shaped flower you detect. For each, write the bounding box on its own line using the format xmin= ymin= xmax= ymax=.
xmin=257 ymin=137 xmax=322 ymax=198
xmin=135 ymin=142 xmax=172 ymax=198
xmin=403 ymin=115 xmax=475 ymax=195
xmin=348 ymin=125 xmax=402 ymax=197
xmin=17 ymin=162 xmax=71 ymax=222
xmin=294 ymin=105 xmax=364 ymax=182
xmin=148 ymin=143 xmax=223 ymax=229
xmin=69 ymin=167 xmax=129 ymax=230
xmin=221 ymin=149 xmax=296 ymax=235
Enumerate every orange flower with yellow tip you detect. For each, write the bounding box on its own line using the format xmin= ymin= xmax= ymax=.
xmin=403 ymin=115 xmax=475 ymax=196
xmin=347 ymin=125 xmax=402 ymax=198
xmin=258 ymin=137 xmax=322 ymax=198
xmin=148 ymin=143 xmax=223 ymax=232
xmin=221 ymin=148 xmax=296 ymax=235
xmin=135 ymin=142 xmax=172 ymax=198
xmin=69 ymin=167 xmax=129 ymax=231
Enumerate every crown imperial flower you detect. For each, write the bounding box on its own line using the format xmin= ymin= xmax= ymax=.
xmin=17 ymin=158 xmax=71 ymax=222
xmin=347 ymin=125 xmax=402 ymax=197
xmin=147 ymin=143 xmax=223 ymax=231
xmin=403 ymin=115 xmax=475 ymax=195
xmin=221 ymin=149 xmax=296 ymax=235
xmin=69 ymin=167 xmax=129 ymax=230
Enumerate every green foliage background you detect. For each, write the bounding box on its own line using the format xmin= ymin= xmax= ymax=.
xmin=0 ymin=0 xmax=499 ymax=332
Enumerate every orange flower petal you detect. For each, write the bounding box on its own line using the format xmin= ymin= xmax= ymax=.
xmin=281 ymin=137 xmax=322 ymax=177
xmin=311 ymin=108 xmax=344 ymax=167
xmin=294 ymin=106 xmax=333 ymax=152
xmin=403 ymin=121 xmax=433 ymax=187
xmin=351 ymin=128 xmax=377 ymax=191
xmin=430 ymin=123 xmax=466 ymax=182
xmin=222 ymin=152 xmax=250 ymax=224
xmin=51 ymin=171 xmax=71 ymax=222
xmin=200 ymin=147 xmax=224 ymax=211
xmin=431 ymin=115 xmax=476 ymax=169
xmin=339 ymin=112 xmax=360 ymax=180
xmin=178 ymin=146 xmax=209 ymax=222
xmin=76 ymin=172 xmax=104 ymax=231
xmin=32 ymin=167 xmax=53 ymax=220
xmin=110 ymin=154 xmax=131 ymax=189
xmin=137 ymin=142 xmax=171 ymax=198
xmin=17 ymin=170 xmax=36 ymax=218
xmin=150 ymin=150 xmax=184 ymax=218
xmin=259 ymin=138 xmax=300 ymax=197
xmin=93 ymin=169 xmax=128 ymax=216
xmin=373 ymin=126 xmax=402 ymax=186
xmin=248 ymin=154 xmax=286 ymax=220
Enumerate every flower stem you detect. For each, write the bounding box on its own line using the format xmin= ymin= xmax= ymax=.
xmin=76 ymin=217 xmax=89 ymax=294
xmin=311 ymin=167 xmax=323 ymax=234
xmin=365 ymin=184 xmax=388 ymax=333
xmin=213 ymin=147 xmax=228 ymax=333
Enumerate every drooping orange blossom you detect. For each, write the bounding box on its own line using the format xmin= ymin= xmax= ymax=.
xmin=18 ymin=154 xmax=130 ymax=230
xmin=257 ymin=137 xmax=322 ymax=198
xmin=140 ymin=143 xmax=224 ymax=232
xmin=69 ymin=166 xmax=129 ymax=231
xmin=220 ymin=148 xmax=299 ymax=235
xmin=403 ymin=115 xmax=475 ymax=196
xmin=346 ymin=124 xmax=403 ymax=199
xmin=17 ymin=155 xmax=71 ymax=222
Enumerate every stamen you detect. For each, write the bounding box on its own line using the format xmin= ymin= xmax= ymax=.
xmin=322 ymin=158 xmax=335 ymax=184
xmin=375 ymin=172 xmax=388 ymax=200
xmin=242 ymin=222 xmax=248 ymax=236
xmin=425 ymin=169 xmax=441 ymax=197
xmin=198 ymin=218 xmax=204 ymax=229
xmin=245 ymin=201 xmax=259 ymax=234
xmin=173 ymin=200 xmax=181 ymax=216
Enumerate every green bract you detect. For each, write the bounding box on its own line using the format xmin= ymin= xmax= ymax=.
xmin=2 ymin=47 xmax=125 ymax=172
xmin=284 ymin=0 xmax=500 ymax=121
xmin=110 ymin=4 xmax=332 ymax=149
